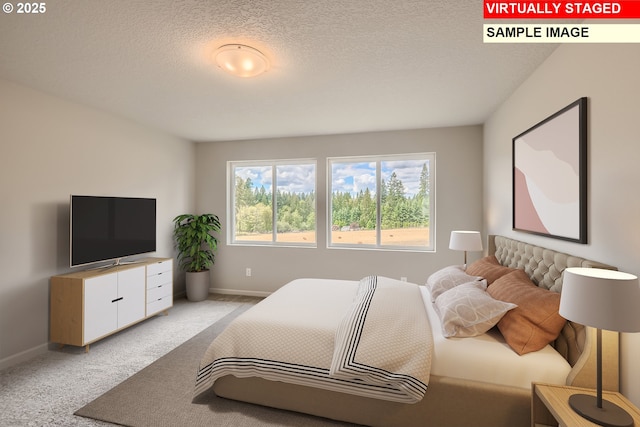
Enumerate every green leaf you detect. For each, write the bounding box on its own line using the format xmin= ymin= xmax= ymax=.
xmin=172 ymin=213 xmax=221 ymax=272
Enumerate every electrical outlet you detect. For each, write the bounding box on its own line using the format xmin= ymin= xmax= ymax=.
xmin=246 ymin=268 xmax=252 ymax=277
xmin=400 ymin=276 xmax=407 ymax=282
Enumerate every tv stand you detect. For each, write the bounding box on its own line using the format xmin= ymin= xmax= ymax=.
xmin=50 ymin=257 xmax=173 ymax=352
xmin=94 ymin=258 xmax=141 ymax=270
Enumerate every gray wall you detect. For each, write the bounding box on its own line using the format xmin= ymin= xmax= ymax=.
xmin=484 ymin=44 xmax=640 ymax=405
xmin=194 ymin=126 xmax=483 ymax=295
xmin=0 ymin=78 xmax=195 ymax=368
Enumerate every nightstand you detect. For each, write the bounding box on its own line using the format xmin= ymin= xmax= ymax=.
xmin=532 ymin=383 xmax=640 ymax=427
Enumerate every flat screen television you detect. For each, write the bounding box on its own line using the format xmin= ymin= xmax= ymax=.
xmin=70 ymin=195 xmax=156 ymax=267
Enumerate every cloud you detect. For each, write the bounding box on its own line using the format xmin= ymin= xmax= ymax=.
xmin=234 ymin=157 xmax=430 ymax=197
xmin=276 ymin=164 xmax=316 ymax=194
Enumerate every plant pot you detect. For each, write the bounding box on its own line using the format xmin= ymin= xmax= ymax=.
xmin=186 ymin=270 xmax=210 ymax=302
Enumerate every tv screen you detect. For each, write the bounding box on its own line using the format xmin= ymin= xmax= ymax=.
xmin=70 ymin=195 xmax=156 ymax=267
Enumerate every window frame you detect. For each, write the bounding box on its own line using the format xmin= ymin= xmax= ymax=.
xmin=228 ymin=158 xmax=317 ymax=248
xmin=327 ymin=152 xmax=435 ymax=252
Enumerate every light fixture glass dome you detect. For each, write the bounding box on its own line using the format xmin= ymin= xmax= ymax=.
xmin=214 ymin=44 xmax=269 ymax=78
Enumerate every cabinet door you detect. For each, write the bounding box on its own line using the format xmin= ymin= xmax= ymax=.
xmin=117 ymin=266 xmax=146 ymax=328
xmin=84 ymin=273 xmax=118 ymax=343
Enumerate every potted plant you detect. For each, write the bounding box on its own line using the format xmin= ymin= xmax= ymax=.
xmin=172 ymin=213 xmax=221 ymax=302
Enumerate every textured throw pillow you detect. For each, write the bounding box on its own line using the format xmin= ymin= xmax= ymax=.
xmin=466 ymin=255 xmax=517 ymax=284
xmin=425 ymin=265 xmax=484 ymax=302
xmin=487 ymin=269 xmax=566 ymax=355
xmin=434 ymin=281 xmax=516 ymax=338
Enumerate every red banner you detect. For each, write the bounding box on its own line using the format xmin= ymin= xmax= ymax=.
xmin=484 ymin=1 xmax=640 ymax=19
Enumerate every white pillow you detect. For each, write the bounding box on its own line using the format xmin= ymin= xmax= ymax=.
xmin=425 ymin=265 xmax=483 ymax=302
xmin=434 ymin=281 xmax=516 ymax=338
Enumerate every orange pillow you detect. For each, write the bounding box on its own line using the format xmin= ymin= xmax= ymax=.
xmin=487 ymin=269 xmax=566 ymax=355
xmin=466 ymin=256 xmax=516 ymax=284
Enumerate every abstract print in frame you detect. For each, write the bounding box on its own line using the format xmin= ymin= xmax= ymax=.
xmin=512 ymin=97 xmax=587 ymax=244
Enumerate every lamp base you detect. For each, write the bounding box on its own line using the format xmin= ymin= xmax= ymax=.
xmin=568 ymin=394 xmax=634 ymax=427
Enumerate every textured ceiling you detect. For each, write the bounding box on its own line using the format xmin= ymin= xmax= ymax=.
xmin=0 ymin=1 xmax=558 ymax=142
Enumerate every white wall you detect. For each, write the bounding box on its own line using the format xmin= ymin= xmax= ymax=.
xmin=484 ymin=44 xmax=640 ymax=405
xmin=0 ymin=79 xmax=195 ymax=367
xmin=194 ymin=126 xmax=483 ymax=295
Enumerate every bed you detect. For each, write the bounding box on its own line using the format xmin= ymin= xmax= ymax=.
xmin=193 ymin=235 xmax=620 ymax=426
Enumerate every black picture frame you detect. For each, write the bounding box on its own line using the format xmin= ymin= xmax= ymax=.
xmin=512 ymin=97 xmax=587 ymax=244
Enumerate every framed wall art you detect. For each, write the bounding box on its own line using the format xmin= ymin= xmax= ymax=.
xmin=512 ymin=97 xmax=587 ymax=244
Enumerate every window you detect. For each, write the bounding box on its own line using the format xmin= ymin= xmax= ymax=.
xmin=230 ymin=160 xmax=316 ymax=246
xmin=328 ymin=153 xmax=435 ymax=251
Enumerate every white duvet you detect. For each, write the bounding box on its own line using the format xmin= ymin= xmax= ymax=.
xmin=194 ymin=276 xmax=432 ymax=403
xmin=420 ymin=286 xmax=572 ymax=388
xmin=193 ymin=276 xmax=572 ymax=405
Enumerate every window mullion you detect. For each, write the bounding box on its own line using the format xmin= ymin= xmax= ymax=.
xmin=376 ymin=161 xmax=381 ymax=247
xmin=232 ymin=165 xmax=237 ymax=244
xmin=272 ymin=164 xmax=277 ymax=243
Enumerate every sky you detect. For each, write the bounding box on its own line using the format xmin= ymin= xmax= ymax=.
xmin=331 ymin=158 xmax=429 ymax=197
xmin=234 ymin=157 xmax=430 ymax=196
xmin=234 ymin=163 xmax=315 ymax=194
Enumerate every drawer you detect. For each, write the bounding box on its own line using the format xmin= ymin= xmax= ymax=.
xmin=147 ymin=282 xmax=172 ymax=301
xmin=147 ymin=259 xmax=172 ymax=276
xmin=147 ymin=294 xmax=172 ymax=316
xmin=147 ymin=271 xmax=171 ymax=288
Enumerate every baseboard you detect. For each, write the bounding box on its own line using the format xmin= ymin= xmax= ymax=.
xmin=0 ymin=342 xmax=49 ymax=371
xmin=209 ymin=288 xmax=272 ymax=298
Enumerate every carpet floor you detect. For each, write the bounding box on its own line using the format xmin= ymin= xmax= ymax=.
xmin=0 ymin=297 xmax=243 ymax=426
xmin=75 ymin=304 xmax=357 ymax=427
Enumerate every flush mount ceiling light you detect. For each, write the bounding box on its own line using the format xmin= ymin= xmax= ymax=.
xmin=214 ymin=44 xmax=269 ymax=78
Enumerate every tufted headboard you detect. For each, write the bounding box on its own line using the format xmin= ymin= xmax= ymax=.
xmin=487 ymin=235 xmax=619 ymax=391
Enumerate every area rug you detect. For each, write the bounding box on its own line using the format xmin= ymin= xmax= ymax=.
xmin=75 ymin=304 xmax=355 ymax=426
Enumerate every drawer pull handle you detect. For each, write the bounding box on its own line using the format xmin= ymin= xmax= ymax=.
xmin=111 ymin=297 xmax=123 ymax=303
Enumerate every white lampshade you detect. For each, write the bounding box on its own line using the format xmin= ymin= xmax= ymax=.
xmin=559 ymin=267 xmax=640 ymax=427
xmin=449 ymin=231 xmax=483 ymax=252
xmin=560 ymin=268 xmax=640 ymax=333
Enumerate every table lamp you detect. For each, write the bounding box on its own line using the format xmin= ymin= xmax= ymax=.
xmin=449 ymin=231 xmax=483 ymax=268
xmin=559 ymin=267 xmax=640 ymax=427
